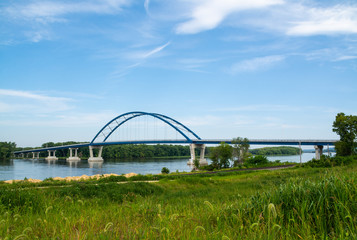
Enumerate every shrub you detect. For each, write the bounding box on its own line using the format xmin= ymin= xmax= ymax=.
xmin=303 ymin=155 xmax=357 ymax=168
xmin=199 ymin=165 xmax=215 ymax=171
xmin=245 ymin=155 xmax=269 ymax=165
xmin=161 ymin=167 xmax=170 ymax=174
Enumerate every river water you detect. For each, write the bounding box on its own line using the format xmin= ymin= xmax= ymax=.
xmin=0 ymin=153 xmax=322 ymax=181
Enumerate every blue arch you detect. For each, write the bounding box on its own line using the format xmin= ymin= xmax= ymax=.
xmin=90 ymin=111 xmax=201 ymax=144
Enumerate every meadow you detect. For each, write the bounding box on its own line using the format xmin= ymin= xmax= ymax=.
xmin=0 ymin=163 xmax=356 ymax=239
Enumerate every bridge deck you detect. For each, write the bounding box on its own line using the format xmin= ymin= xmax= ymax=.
xmin=14 ymin=139 xmax=338 ymax=154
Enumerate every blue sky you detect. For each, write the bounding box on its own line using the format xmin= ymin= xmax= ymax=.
xmin=1 ymin=0 xmax=357 ymax=147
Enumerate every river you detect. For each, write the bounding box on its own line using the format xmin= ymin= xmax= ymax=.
xmin=0 ymin=153 xmax=323 ymax=181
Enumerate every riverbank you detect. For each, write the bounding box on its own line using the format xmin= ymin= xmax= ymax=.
xmin=3 ymin=172 xmax=139 ymax=184
xmin=2 ymin=164 xmax=297 ymax=184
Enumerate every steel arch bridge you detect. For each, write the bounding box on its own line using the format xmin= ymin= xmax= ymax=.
xmin=91 ymin=111 xmax=201 ymax=144
xmin=13 ymin=111 xmax=338 ymax=163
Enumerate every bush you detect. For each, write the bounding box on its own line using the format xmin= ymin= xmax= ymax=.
xmin=199 ymin=164 xmax=215 ymax=171
xmin=245 ymin=155 xmax=269 ymax=165
xmin=161 ymin=167 xmax=170 ymax=174
xmin=303 ymin=155 xmax=356 ymax=168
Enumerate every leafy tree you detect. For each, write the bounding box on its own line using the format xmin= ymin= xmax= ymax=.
xmin=232 ymin=137 xmax=250 ymax=166
xmin=0 ymin=142 xmax=16 ymax=160
xmin=209 ymin=142 xmax=232 ymax=169
xmin=332 ymin=113 xmax=357 ymax=156
xmin=209 ymin=147 xmax=220 ymax=169
xmin=161 ymin=167 xmax=170 ymax=174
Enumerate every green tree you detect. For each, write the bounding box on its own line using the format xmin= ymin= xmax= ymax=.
xmin=209 ymin=147 xmax=220 ymax=169
xmin=161 ymin=167 xmax=170 ymax=174
xmin=209 ymin=142 xmax=232 ymax=169
xmin=332 ymin=113 xmax=357 ymax=156
xmin=0 ymin=142 xmax=16 ymax=160
xmin=232 ymin=137 xmax=250 ymax=166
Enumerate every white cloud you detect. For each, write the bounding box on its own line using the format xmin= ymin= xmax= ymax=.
xmin=287 ymin=5 xmax=357 ymax=36
xmin=124 ymin=41 xmax=170 ymax=60
xmin=212 ymin=104 xmax=302 ymax=112
xmin=143 ymin=41 xmax=170 ymax=58
xmin=5 ymin=0 xmax=129 ymax=23
xmin=175 ymin=0 xmax=284 ymax=34
xmin=231 ymin=55 xmax=285 ymax=73
xmin=0 ymin=89 xmax=72 ymax=113
xmin=144 ymin=0 xmax=150 ymax=14
xmin=334 ymin=55 xmax=357 ymax=61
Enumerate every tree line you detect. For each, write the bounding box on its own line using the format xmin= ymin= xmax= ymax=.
xmin=249 ymin=146 xmax=300 ymax=156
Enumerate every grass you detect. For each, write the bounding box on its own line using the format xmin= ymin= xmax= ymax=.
xmin=0 ymin=164 xmax=356 ymax=239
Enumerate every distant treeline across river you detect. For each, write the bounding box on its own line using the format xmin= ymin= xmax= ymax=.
xmin=13 ymin=142 xmax=301 ymax=160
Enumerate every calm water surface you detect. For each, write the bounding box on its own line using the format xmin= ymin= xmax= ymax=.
xmin=0 ymin=153 xmax=321 ymax=181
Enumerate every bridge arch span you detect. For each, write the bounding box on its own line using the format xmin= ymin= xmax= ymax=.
xmin=90 ymin=111 xmax=201 ymax=144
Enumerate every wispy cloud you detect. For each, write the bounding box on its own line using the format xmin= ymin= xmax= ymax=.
xmin=143 ymin=42 xmax=170 ymax=58
xmin=144 ymin=0 xmax=150 ymax=15
xmin=0 ymin=89 xmax=69 ymax=102
xmin=212 ymin=104 xmax=302 ymax=112
xmin=175 ymin=0 xmax=283 ymax=34
xmin=0 ymin=89 xmax=72 ymax=113
xmin=230 ymin=55 xmax=285 ymax=73
xmin=4 ymin=0 xmax=130 ymax=23
xmin=334 ymin=55 xmax=357 ymax=61
xmin=173 ymin=1 xmax=357 ymax=37
xmin=286 ymin=5 xmax=357 ymax=36
xmin=105 ymin=41 xmax=171 ymax=79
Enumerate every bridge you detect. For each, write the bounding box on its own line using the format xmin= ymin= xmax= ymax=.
xmin=14 ymin=111 xmax=338 ymax=165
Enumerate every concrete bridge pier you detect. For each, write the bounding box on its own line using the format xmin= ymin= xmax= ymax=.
xmin=314 ymin=145 xmax=324 ymax=160
xmin=187 ymin=144 xmax=208 ymax=166
xmin=32 ymin=152 xmax=40 ymax=159
xmin=46 ymin=150 xmax=58 ymax=161
xmin=66 ymin=148 xmax=81 ymax=161
xmin=88 ymin=146 xmax=103 ymax=162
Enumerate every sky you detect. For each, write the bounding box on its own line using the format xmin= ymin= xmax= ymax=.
xmin=0 ymin=0 xmax=357 ymax=147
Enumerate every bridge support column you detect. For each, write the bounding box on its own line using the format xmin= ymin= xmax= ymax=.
xmin=314 ymin=145 xmax=323 ymax=160
xmin=88 ymin=146 xmax=103 ymax=162
xmin=187 ymin=144 xmax=208 ymax=166
xmin=46 ymin=150 xmax=58 ymax=161
xmin=32 ymin=152 xmax=40 ymax=159
xmin=67 ymin=148 xmax=81 ymax=161
xmin=20 ymin=153 xmax=24 ymax=158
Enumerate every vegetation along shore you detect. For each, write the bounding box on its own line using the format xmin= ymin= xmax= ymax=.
xmin=0 ymin=112 xmax=355 ymax=239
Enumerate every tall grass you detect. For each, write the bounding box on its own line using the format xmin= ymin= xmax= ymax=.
xmin=0 ymin=164 xmax=356 ymax=239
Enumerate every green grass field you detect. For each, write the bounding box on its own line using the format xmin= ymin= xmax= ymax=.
xmin=0 ymin=164 xmax=356 ymax=239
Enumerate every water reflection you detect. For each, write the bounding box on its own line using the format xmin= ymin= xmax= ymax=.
xmin=88 ymin=160 xmax=103 ymax=168
xmin=67 ymin=160 xmax=80 ymax=168
xmin=46 ymin=159 xmax=57 ymax=165
xmin=0 ymin=159 xmax=13 ymax=166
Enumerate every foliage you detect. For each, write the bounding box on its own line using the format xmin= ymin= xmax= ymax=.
xmin=209 ymin=142 xmax=232 ymax=169
xmin=161 ymin=167 xmax=170 ymax=174
xmin=245 ymin=155 xmax=269 ymax=165
xmin=250 ymin=146 xmax=300 ymax=156
xmin=0 ymin=142 xmax=16 ymax=160
xmin=303 ymin=154 xmax=357 ymax=168
xmin=18 ymin=143 xmax=193 ymax=159
xmin=232 ymin=137 xmax=250 ymax=166
xmin=333 ymin=112 xmax=357 ymax=156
